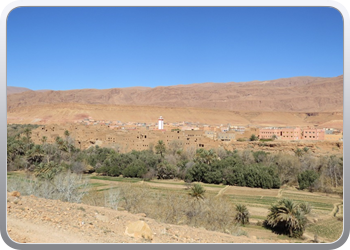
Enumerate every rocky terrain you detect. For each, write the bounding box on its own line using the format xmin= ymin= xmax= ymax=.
xmin=7 ymin=75 xmax=343 ymax=113
xmin=6 ymin=75 xmax=343 ymax=127
xmin=7 ymin=192 xmax=293 ymax=244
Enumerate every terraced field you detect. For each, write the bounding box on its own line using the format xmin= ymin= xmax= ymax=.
xmin=7 ymin=171 xmax=344 ymax=243
xmin=87 ymin=175 xmax=343 ymax=242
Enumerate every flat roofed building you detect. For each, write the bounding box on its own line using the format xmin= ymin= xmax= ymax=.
xmin=259 ymin=127 xmax=301 ymax=140
xmin=302 ymin=128 xmax=325 ymax=140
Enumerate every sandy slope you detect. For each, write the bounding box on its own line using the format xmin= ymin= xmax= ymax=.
xmin=7 ymin=76 xmax=343 ymax=113
xmin=6 ymin=103 xmax=343 ymax=129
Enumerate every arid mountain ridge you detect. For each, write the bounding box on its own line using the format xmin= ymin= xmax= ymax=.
xmin=7 ymin=75 xmax=343 ymax=113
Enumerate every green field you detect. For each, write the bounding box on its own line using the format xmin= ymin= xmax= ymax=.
xmin=7 ymin=171 xmax=344 ymax=243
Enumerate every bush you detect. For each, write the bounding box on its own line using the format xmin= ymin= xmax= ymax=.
xmin=298 ymin=170 xmax=319 ymax=190
xmin=249 ymin=134 xmax=258 ymax=141
xmin=156 ymin=162 xmax=177 ymax=179
xmin=7 ymin=171 xmax=89 ymax=203
xmin=122 ymin=160 xmax=147 ymax=178
xmin=223 ymin=164 xmax=280 ymax=189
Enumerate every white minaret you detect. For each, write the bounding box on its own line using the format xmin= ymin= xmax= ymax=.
xmin=158 ymin=116 xmax=164 ymax=130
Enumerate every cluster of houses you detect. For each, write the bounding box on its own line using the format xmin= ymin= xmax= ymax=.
xmin=259 ymin=127 xmax=342 ymax=141
xmin=31 ymin=117 xmax=342 ymax=153
xmin=76 ymin=117 xmax=246 ymax=133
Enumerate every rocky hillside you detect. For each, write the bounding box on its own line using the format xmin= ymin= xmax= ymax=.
xmin=7 ymin=192 xmax=294 ymax=244
xmin=7 ymin=86 xmax=32 ymax=95
xmin=7 ymin=75 xmax=343 ymax=113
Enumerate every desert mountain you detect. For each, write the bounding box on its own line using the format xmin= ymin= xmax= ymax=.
xmin=7 ymin=86 xmax=32 ymax=95
xmin=7 ymin=76 xmax=343 ymax=113
xmin=7 ymin=86 xmax=51 ymax=95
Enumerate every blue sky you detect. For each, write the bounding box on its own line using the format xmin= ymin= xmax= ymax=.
xmin=7 ymin=7 xmax=343 ymax=91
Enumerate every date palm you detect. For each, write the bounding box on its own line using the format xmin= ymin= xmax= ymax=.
xmin=235 ymin=204 xmax=250 ymax=225
xmin=23 ymin=127 xmax=32 ymax=151
xmin=194 ymin=148 xmax=217 ymax=165
xmin=266 ymin=199 xmax=307 ymax=237
xmin=188 ymin=183 xmax=206 ymax=200
xmin=155 ymin=140 xmax=166 ymax=158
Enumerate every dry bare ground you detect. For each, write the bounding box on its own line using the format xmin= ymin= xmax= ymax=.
xmin=6 ymin=103 xmax=343 ymax=129
xmin=7 ymin=192 xmax=293 ymax=244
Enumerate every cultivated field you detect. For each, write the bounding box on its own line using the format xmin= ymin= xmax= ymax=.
xmin=85 ymin=174 xmax=343 ymax=243
xmin=7 ymin=170 xmax=343 ymax=243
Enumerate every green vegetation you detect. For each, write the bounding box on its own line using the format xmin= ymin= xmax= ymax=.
xmin=307 ymin=218 xmax=343 ymax=242
xmin=234 ymin=204 xmax=250 ymax=225
xmin=188 ymin=183 xmax=206 ymax=200
xmin=265 ymin=199 xmax=309 ymax=238
xmin=259 ymin=139 xmax=273 ymax=142
xmin=249 ymin=134 xmax=259 ymax=141
xmin=7 ymin=123 xmax=343 ymax=191
xmin=6 ymin=124 xmax=343 ymax=241
xmin=7 ymin=124 xmax=343 ymax=193
xmin=298 ymin=170 xmax=319 ymax=190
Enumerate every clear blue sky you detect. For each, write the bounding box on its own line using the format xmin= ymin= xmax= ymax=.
xmin=7 ymin=7 xmax=343 ymax=91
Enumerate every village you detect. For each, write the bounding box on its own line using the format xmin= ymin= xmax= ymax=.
xmin=29 ymin=115 xmax=343 ymax=153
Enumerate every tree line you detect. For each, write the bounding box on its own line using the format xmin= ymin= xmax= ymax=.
xmin=7 ymin=124 xmax=343 ymax=192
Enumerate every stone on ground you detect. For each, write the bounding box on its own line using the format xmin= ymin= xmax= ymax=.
xmin=125 ymin=221 xmax=153 ymax=240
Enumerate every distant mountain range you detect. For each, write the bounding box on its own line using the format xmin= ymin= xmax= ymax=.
xmin=7 ymin=86 xmax=32 ymax=95
xmin=7 ymin=86 xmax=51 ymax=95
xmin=7 ymin=75 xmax=343 ymax=113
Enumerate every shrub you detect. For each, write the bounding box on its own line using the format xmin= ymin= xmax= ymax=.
xmin=7 ymin=171 xmax=89 ymax=203
xmin=156 ymin=162 xmax=177 ymax=179
xmin=298 ymin=170 xmax=319 ymax=190
xmin=122 ymin=160 xmax=147 ymax=178
xmin=249 ymin=134 xmax=258 ymax=141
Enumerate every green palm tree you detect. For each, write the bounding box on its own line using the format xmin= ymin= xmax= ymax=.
xmin=266 ymin=199 xmax=307 ymax=237
xmin=188 ymin=183 xmax=206 ymax=200
xmin=194 ymin=148 xmax=217 ymax=165
xmin=155 ymin=140 xmax=166 ymax=157
xmin=23 ymin=127 xmax=32 ymax=151
xmin=235 ymin=204 xmax=250 ymax=225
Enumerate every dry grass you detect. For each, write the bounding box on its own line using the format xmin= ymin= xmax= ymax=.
xmin=82 ymin=183 xmax=245 ymax=235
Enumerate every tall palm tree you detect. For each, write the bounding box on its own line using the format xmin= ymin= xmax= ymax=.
xmin=23 ymin=127 xmax=32 ymax=151
xmin=266 ymin=199 xmax=307 ymax=237
xmin=155 ymin=140 xmax=166 ymax=158
xmin=235 ymin=204 xmax=250 ymax=225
